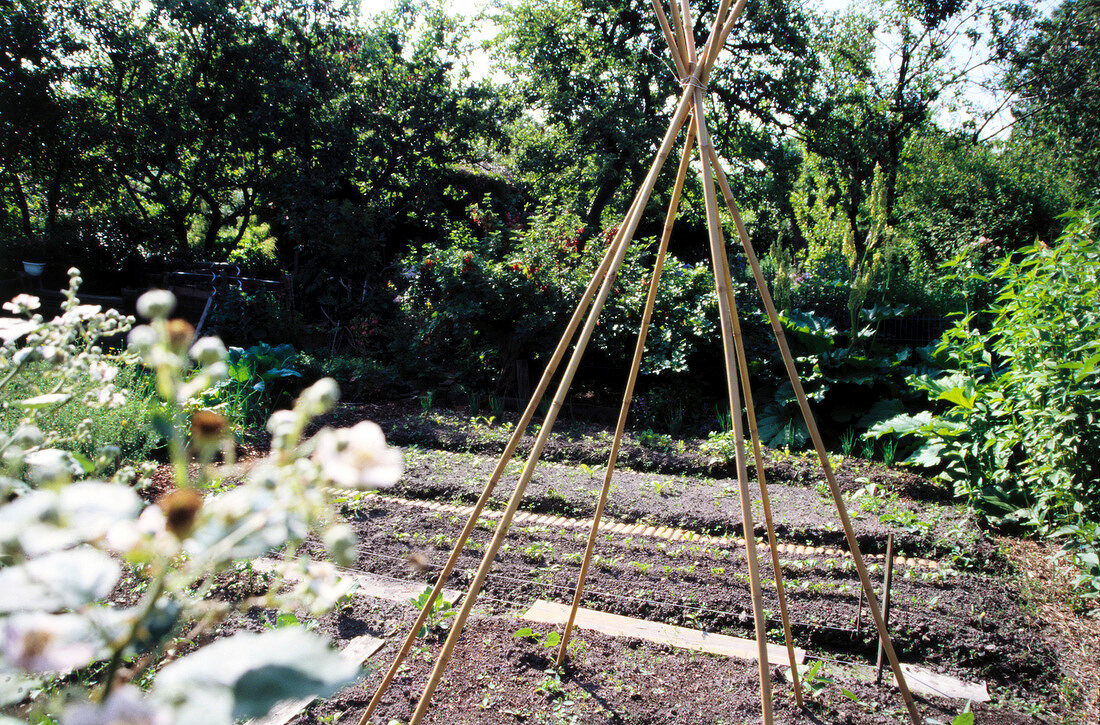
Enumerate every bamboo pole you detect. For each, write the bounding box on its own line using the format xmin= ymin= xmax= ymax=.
xmin=694 ymin=89 xmax=773 ymax=725
xmin=651 ymin=0 xmax=687 ymax=80
xmin=556 ymin=118 xmax=698 ymax=666
xmin=875 ymin=533 xmax=895 ymax=684
xmin=354 ymin=192 xmax=645 ymax=725
xmin=714 ymin=223 xmax=804 ymax=707
xmin=387 ymin=6 xmax=749 ymax=722
xmin=405 ymin=50 xmax=717 ymax=723
xmin=710 ymin=0 xmax=748 ymax=74
xmin=679 ymin=0 xmax=698 ymax=63
xmin=705 ymin=146 xmax=924 ymax=725
xmin=668 ymin=0 xmax=689 ymax=71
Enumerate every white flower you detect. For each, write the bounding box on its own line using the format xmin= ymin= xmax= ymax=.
xmin=3 ymin=294 xmax=41 ymax=314
xmin=127 ymin=325 xmax=158 ymax=355
xmin=24 ymin=449 xmax=79 ymax=484
xmin=11 ymin=424 xmax=43 ymax=448
xmin=135 ymin=290 xmax=176 ymax=320
xmin=105 ymin=505 xmax=177 ymax=559
xmin=1 ymin=612 xmax=97 ymax=673
xmin=88 ymin=361 xmax=119 ymax=383
xmin=311 ymin=421 xmax=403 ymax=490
xmin=97 ymin=386 xmax=127 ymax=409
xmin=298 ymin=377 xmax=339 ymax=417
xmin=64 ymin=685 xmax=168 ymax=725
xmin=189 ymin=336 xmax=227 ymax=365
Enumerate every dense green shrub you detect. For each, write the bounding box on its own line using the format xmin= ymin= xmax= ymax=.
xmin=869 ymin=209 xmax=1100 ymax=599
xmin=393 ymin=209 xmax=724 ymax=394
xmin=0 ymin=362 xmax=161 ymax=469
xmin=896 ymin=131 xmax=1070 ymax=264
xmin=207 ymin=289 xmax=301 ymax=348
xmin=295 ymin=353 xmax=402 ymax=402
xmin=212 ymin=343 xmax=303 ymax=427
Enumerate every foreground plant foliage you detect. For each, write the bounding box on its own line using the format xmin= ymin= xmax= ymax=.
xmin=868 ymin=209 xmax=1100 ymax=601
xmin=0 ymin=275 xmax=403 ymax=723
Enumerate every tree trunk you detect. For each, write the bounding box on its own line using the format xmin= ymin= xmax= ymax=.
xmin=8 ymin=172 xmax=34 ymax=239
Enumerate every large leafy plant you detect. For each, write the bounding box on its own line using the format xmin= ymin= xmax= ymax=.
xmin=216 ymin=342 xmax=303 ymax=427
xmin=867 ymin=209 xmax=1100 ymax=600
xmin=0 ymin=280 xmax=404 ymax=721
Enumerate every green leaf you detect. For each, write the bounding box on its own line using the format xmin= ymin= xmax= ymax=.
xmin=904 ymin=441 xmax=945 ymax=468
xmin=70 ymin=452 xmax=95 ymax=474
xmin=274 ymin=612 xmax=300 ymax=628
xmin=937 ymin=384 xmax=977 ymax=410
xmin=543 ymin=631 xmax=561 ymax=648
xmin=866 ymin=411 xmax=932 ymax=439
xmin=951 ymin=712 xmax=974 ymax=725
xmin=857 ymin=399 xmax=905 ymax=429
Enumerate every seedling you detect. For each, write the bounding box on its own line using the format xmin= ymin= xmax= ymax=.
xmin=514 ymin=627 xmax=561 ymax=649
xmin=410 ymin=586 xmax=456 ymax=638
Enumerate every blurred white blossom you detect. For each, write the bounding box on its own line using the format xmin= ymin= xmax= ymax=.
xmin=64 ymin=686 xmax=168 ymax=725
xmin=3 ymin=294 xmax=41 ymax=314
xmin=1 ymin=612 xmax=97 ymax=673
xmin=311 ymin=421 xmax=403 ymax=490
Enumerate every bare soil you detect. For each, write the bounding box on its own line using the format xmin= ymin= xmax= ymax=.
xmin=196 ymin=402 xmax=1095 ymax=723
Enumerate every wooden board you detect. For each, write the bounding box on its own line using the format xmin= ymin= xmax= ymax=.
xmin=835 ymin=660 xmax=990 ymax=703
xmin=253 ymin=559 xmax=462 ymax=606
xmin=247 ymin=634 xmax=385 ymax=725
xmin=522 ymin=600 xmax=804 ymax=667
xmin=346 ymin=570 xmax=463 ymax=606
xmin=895 ymin=663 xmax=989 ymax=702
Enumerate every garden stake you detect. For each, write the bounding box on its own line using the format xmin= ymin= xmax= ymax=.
xmin=714 ymin=224 xmax=804 ymax=707
xmin=556 ymin=118 xmax=699 ymax=666
xmin=405 ymin=50 xmax=717 ymax=721
xmin=355 ymin=193 xmax=645 ymax=725
xmin=856 ymin=581 xmax=864 ymax=639
xmin=876 ymin=533 xmax=895 ymax=684
xmin=651 ymin=0 xmax=688 ymax=80
xmin=668 ymin=0 xmax=689 ymax=71
xmin=693 ymin=81 xmax=773 ymax=725
xmin=679 ymin=0 xmax=699 ymax=61
xmin=706 ymin=146 xmax=924 ymax=725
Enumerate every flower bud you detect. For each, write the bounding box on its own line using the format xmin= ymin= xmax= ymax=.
xmin=24 ymin=449 xmax=76 ymax=485
xmin=127 ymin=325 xmax=158 ymax=355
xmin=164 ymin=319 xmax=195 ymax=354
xmin=190 ymin=410 xmax=229 ymax=447
xmin=11 ymin=425 xmax=43 ymax=449
xmin=158 ymin=489 xmax=203 ymax=539
xmin=136 ymin=290 xmax=176 ymax=320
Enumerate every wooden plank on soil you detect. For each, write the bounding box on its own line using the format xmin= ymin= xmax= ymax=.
xmin=839 ymin=661 xmax=989 ymax=703
xmin=348 ymin=571 xmax=463 ymax=605
xmin=522 ymin=600 xmax=804 ymax=667
xmin=246 ymin=634 xmax=385 ymax=725
xmin=254 ymin=560 xmax=462 ymax=606
xmin=895 ymin=663 xmax=989 ymax=702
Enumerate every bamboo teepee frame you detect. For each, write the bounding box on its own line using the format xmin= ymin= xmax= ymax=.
xmin=357 ymin=2 xmax=923 ymax=723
